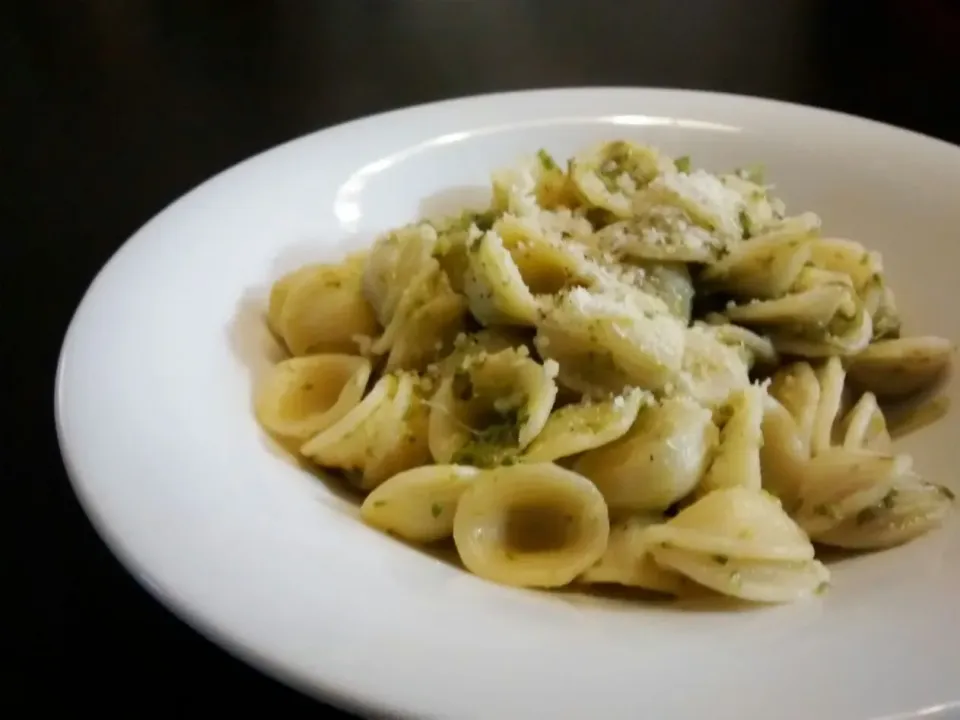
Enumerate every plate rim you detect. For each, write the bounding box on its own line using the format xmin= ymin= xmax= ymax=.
xmin=54 ymin=86 xmax=960 ymax=720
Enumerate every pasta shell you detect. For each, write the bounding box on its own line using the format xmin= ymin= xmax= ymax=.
xmin=768 ymin=361 xmax=820 ymax=452
xmin=254 ymin=354 xmax=371 ymax=441
xmin=633 ymin=169 xmax=746 ymax=240
xmin=300 ymin=372 xmax=432 ymax=490
xmin=574 ymin=397 xmax=718 ymax=512
xmin=427 ymin=348 xmax=558 ymax=467
xmin=847 ymin=336 xmax=954 ymax=400
xmin=644 ymin=487 xmax=827 ymax=603
xmin=813 ymin=476 xmax=954 ymax=550
xmin=759 ymin=395 xmax=810 ymax=512
xmin=492 ymin=152 xmax=580 ymax=216
xmin=591 ymin=207 xmax=725 ymax=263
xmin=276 ymin=255 xmax=379 ymax=356
xmin=810 ymin=357 xmax=846 ymax=455
xmin=360 ymin=464 xmax=481 ymax=543
xmin=697 ymin=318 xmax=779 ymax=369
xmin=452 ymin=463 xmax=610 ymax=588
xmin=698 ymin=384 xmax=766 ymax=495
xmin=645 ymin=486 xmax=815 ymax=562
xmin=570 ymin=140 xmax=670 ymax=218
xmin=362 ymin=223 xmax=438 ymax=326
xmin=675 ymin=324 xmax=752 ymax=408
xmin=522 ymin=387 xmax=652 ymax=462
xmin=720 ymin=172 xmax=787 ymax=238
xmin=535 ymin=287 xmax=686 ymax=396
xmin=370 ymin=258 xmax=462 ymax=363
xmin=650 ymin=546 xmax=829 ymax=603
xmin=790 ymin=448 xmax=909 ymax=537
xmin=463 ymin=230 xmax=541 ymax=326
xmin=701 ymin=229 xmax=814 ymax=299
xmin=837 ymin=392 xmax=891 ymax=452
xmin=578 ymin=514 xmax=685 ymax=595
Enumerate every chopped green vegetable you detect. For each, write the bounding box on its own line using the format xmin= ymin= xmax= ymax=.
xmin=855 ymin=505 xmax=879 ymax=525
xmin=430 ymin=503 xmax=443 ymax=518
xmin=939 ymin=485 xmax=956 ymax=502
xmin=675 ymin=155 xmax=691 ymax=173
xmin=537 ymin=149 xmax=558 ymax=171
xmin=713 ymin=554 xmax=729 ymax=565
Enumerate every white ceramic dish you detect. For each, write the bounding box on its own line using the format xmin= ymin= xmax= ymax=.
xmin=56 ymin=88 xmax=960 ymax=720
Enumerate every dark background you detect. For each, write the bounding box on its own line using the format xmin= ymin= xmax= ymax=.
xmin=8 ymin=0 xmax=960 ymax=716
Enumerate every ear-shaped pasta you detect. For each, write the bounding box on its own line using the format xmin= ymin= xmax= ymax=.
xmin=698 ymin=317 xmax=779 ymax=369
xmin=847 ymin=336 xmax=953 ymax=400
xmin=429 ymin=328 xmax=532 ymax=378
xmin=789 ymin=447 xmax=953 ymax=549
xmin=493 ymin=212 xmax=595 ymax=295
xmin=578 ymin=514 xmax=685 ymax=595
xmin=370 ymin=259 xmax=467 ymax=370
xmin=698 ymin=384 xmax=766 ymax=495
xmin=535 ymin=287 xmax=686 ymax=396
xmin=379 ymin=282 xmax=468 ymax=372
xmin=574 ymin=397 xmax=718 ymax=512
xmin=863 ymin=279 xmax=901 ymax=340
xmin=254 ymin=354 xmax=371 ymax=441
xmin=790 ymin=448 xmax=909 ymax=537
xmin=522 ymin=387 xmax=652 ymax=462
xmin=768 ymin=362 xmax=821 ymax=453
xmin=810 ymin=357 xmax=846 ymax=456
xmin=569 ymin=141 xmax=671 ymax=218
xmin=275 ymin=255 xmax=380 ymax=356
xmin=452 ymin=463 xmax=610 ymax=588
xmin=634 ymin=262 xmax=695 ymax=323
xmin=720 ymin=172 xmax=787 ymax=238
xmin=837 ymin=392 xmax=891 ymax=452
xmin=427 ymin=348 xmax=558 ymax=466
xmin=674 ymin=324 xmax=752 ymax=408
xmin=267 ymin=264 xmax=320 ymax=337
xmin=362 ymin=223 xmax=438 ymax=326
xmin=768 ymin=293 xmax=873 ymax=358
xmin=812 ymin=475 xmax=954 ymax=550
xmin=462 ymin=230 xmax=541 ymax=326
xmin=492 ymin=152 xmax=580 ymax=216
xmin=645 ymin=487 xmax=829 ymax=603
xmin=633 ymin=169 xmax=746 ymax=241
xmin=700 ymin=222 xmax=816 ymax=298
xmin=724 ymin=284 xmax=849 ymax=327
xmin=759 ymin=395 xmax=811 ymax=512
xmin=360 ymin=464 xmax=480 ymax=543
xmin=590 ymin=206 xmax=726 ymax=263
xmin=300 ymin=372 xmax=432 ymax=490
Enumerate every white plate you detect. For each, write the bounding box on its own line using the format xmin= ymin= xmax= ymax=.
xmin=56 ymin=88 xmax=960 ymax=720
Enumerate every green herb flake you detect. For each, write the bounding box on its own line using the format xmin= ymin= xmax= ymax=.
xmin=430 ymin=503 xmax=443 ymax=519
xmin=739 ymin=209 xmax=753 ymax=239
xmin=713 ymin=554 xmax=729 ymax=565
xmin=855 ymin=506 xmax=879 ymax=526
xmin=675 ymin=155 xmax=691 ymax=173
xmin=537 ymin=149 xmax=558 ymax=171
xmin=815 ymin=581 xmax=830 ymax=596
xmin=373 ymin=500 xmax=387 ymax=508
xmin=939 ymin=485 xmax=956 ymax=501
xmin=881 ymin=489 xmax=898 ymax=509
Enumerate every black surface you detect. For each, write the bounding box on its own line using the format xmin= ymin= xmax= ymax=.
xmin=8 ymin=0 xmax=960 ymax=716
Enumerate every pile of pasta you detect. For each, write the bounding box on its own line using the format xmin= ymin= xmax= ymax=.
xmin=256 ymin=141 xmax=955 ymax=604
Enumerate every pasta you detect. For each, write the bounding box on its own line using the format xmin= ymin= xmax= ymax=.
xmin=253 ymin=141 xmax=955 ymax=606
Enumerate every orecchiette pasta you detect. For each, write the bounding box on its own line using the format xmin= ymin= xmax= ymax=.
xmin=253 ymin=141 xmax=954 ymax=607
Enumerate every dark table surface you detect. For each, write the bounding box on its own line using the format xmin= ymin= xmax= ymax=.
xmin=9 ymin=0 xmax=960 ymax=716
